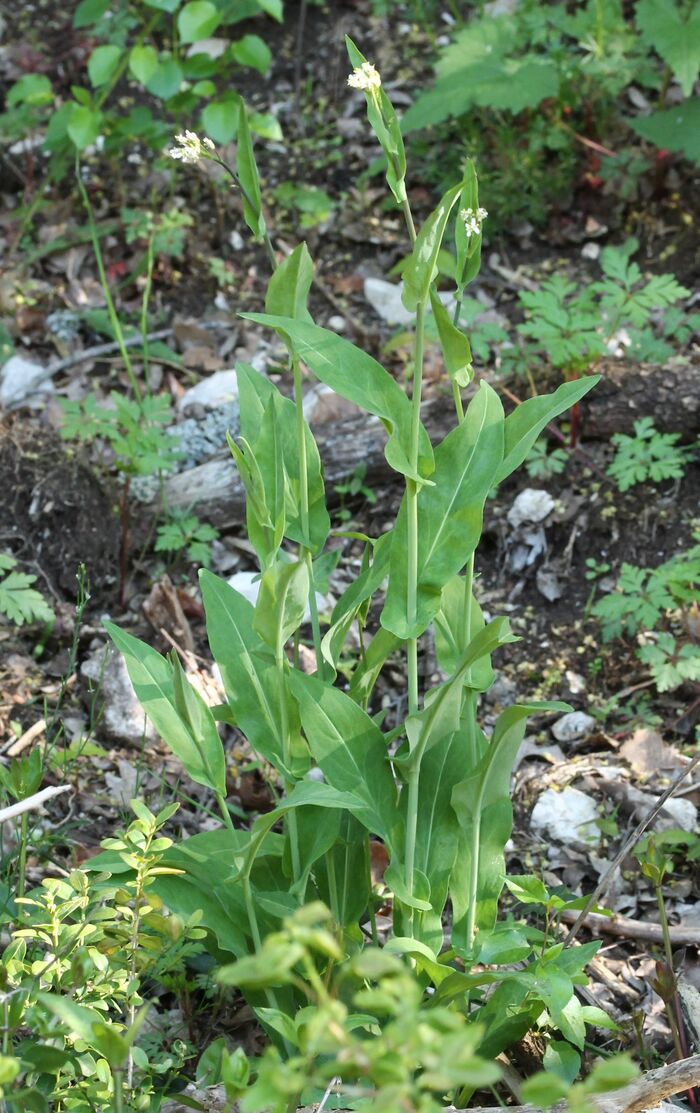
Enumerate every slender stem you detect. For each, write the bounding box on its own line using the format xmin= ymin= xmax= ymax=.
xmin=112 ymin=1069 xmax=124 ymax=1113
xmin=17 ymin=813 xmax=28 ymax=900
xmin=401 ymin=198 xmax=417 ymax=245
xmin=216 ymin=794 xmax=234 ymax=832
xmin=403 ymin=299 xmax=426 ymax=934
xmin=326 ymin=851 xmax=339 ymax=923
xmin=365 ymin=836 xmax=379 ymax=947
xmin=452 ymin=381 xmax=465 ymax=422
xmin=292 ymin=355 xmax=325 ymax=679
xmin=140 ymin=236 xmax=154 ymax=381
xmin=276 ymin=641 xmax=301 ymax=885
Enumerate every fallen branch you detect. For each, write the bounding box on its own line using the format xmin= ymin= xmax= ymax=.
xmin=163 ymin=1054 xmax=700 ymax=1113
xmin=0 ymin=784 xmax=72 ymax=824
xmin=560 ymin=908 xmax=700 ymax=948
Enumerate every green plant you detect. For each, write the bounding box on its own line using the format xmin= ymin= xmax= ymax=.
xmin=607 ymin=417 xmax=691 ymax=491
xmin=93 ymin=50 xmax=613 ymax=1106
xmin=593 ymin=538 xmax=700 ymax=691
xmin=400 ymin=0 xmax=700 ymax=227
xmin=272 ymin=182 xmax=337 ymax=230
xmin=0 ymin=800 xmax=206 ymax=1112
xmin=513 ymin=240 xmax=690 ymax=379
xmin=333 ymin=463 xmax=377 ymax=523
xmin=155 ymin=511 xmax=220 ymax=566
xmin=0 ymin=0 xmax=284 ymax=185
xmin=525 ymin=438 xmax=568 ymax=481
xmin=0 ymin=555 xmax=55 ymax=628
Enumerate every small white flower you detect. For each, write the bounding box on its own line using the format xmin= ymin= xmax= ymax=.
xmin=348 ymin=61 xmax=381 ymax=92
xmin=459 ymin=205 xmax=488 ymax=238
xmin=167 ymin=130 xmax=216 ymax=165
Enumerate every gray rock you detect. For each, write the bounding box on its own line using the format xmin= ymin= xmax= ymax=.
xmin=0 ymin=355 xmax=53 ymax=409
xmin=530 ymin=787 xmax=600 ymax=846
xmin=81 ymin=642 xmax=156 ymax=747
xmin=178 ymin=369 xmax=239 ymax=413
xmin=551 ymin=711 xmax=596 ymax=743
xmin=484 ymin=675 xmax=518 ymax=707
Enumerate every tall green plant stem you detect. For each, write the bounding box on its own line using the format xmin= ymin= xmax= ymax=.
xmin=655 ymin=881 xmax=685 ymax=1063
xmin=403 ymin=299 xmax=426 ymax=934
xmin=275 ymin=637 xmax=301 ymax=886
xmin=292 ymin=355 xmax=325 ymax=680
xmin=17 ymin=813 xmax=28 ymax=900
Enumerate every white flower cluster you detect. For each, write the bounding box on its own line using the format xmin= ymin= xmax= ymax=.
xmin=347 ymin=61 xmax=381 ymax=92
xmin=168 ymin=131 xmax=215 ymax=164
xmin=459 ymin=206 xmax=488 ymax=237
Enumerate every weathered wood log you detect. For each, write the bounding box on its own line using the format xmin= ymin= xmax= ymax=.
xmin=584 ymin=357 xmax=700 ymax=440
xmin=151 ymin=358 xmax=700 ymax=528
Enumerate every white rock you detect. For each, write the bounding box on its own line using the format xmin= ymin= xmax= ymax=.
xmin=551 ymin=711 xmax=596 ymax=743
xmin=658 ymin=797 xmax=697 ymax=833
xmin=507 ymin=488 xmax=555 ymax=529
xmin=581 ymin=241 xmax=601 ymax=261
xmin=530 ymin=787 xmax=600 ymax=846
xmin=178 ymin=369 xmax=239 ymax=412
xmin=227 ymin=570 xmax=330 ymax=619
xmin=364 ymin=277 xmax=455 ymax=326
xmin=186 ymin=37 xmax=228 ymax=59
xmin=327 ymin=314 xmax=347 ymax=332
xmin=81 ymin=643 xmax=156 ymax=747
xmin=0 ymin=355 xmax=53 ymax=409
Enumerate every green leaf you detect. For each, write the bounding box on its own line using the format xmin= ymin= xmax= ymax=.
xmin=455 ymin=159 xmax=482 ymax=291
xmin=0 ymin=568 xmax=54 ymax=627
xmin=495 ymin=376 xmax=599 ymax=485
xmin=631 ymin=98 xmax=700 ymax=165
xmin=434 ymin=576 xmax=494 ymax=691
xmin=244 ymin=315 xmax=434 ymax=482
xmin=430 ymin=289 xmax=472 ymax=388
xmin=67 ymin=104 xmax=102 ymax=149
xmin=73 ymin=0 xmax=109 ymax=26
xmin=144 ymin=0 xmax=179 ymax=9
xmin=234 ymin=366 xmax=329 ymax=555
xmin=201 ymin=95 xmax=240 ymax=143
xmin=231 ymin=34 xmax=271 ymax=74
xmin=402 ymin=183 xmax=463 ymax=311
xmin=7 ymin=74 xmax=53 ymax=107
xmin=104 ymin=622 xmax=226 ymax=795
xmin=253 ymin=559 xmax=309 ymax=649
xmin=450 ymin=701 xmax=570 ymax=942
xmin=636 ymin=0 xmax=700 ymax=97
xmin=257 ymin=0 xmax=283 ymax=19
xmin=199 ymin=570 xmax=307 ymax=778
xmin=265 ymin=243 xmax=313 ymax=322
xmin=128 ymin=45 xmax=159 ymax=85
xmin=146 ymin=59 xmax=183 ymax=101
xmin=289 ymin=671 xmax=400 ymax=850
xmin=87 ymin=44 xmax=122 ymax=87
xmin=382 ymin=381 xmax=504 ymax=638
xmin=178 ymin=0 xmax=221 ymax=43
xmin=346 ymin=36 xmax=407 ymax=205
xmin=236 ymin=96 xmax=266 ymax=240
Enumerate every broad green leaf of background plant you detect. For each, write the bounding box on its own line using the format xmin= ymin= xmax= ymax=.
xmin=402 ymin=183 xmax=463 ymax=311
xmin=265 ymin=243 xmax=314 ymax=321
xmin=87 ymin=44 xmax=122 ymax=87
xmin=128 ymin=45 xmax=159 ymax=86
xmin=636 ymin=0 xmax=700 ymax=96
xmin=146 ymin=58 xmax=183 ymax=100
xmin=67 ymin=105 xmax=102 ymax=149
xmin=402 ymin=17 xmax=559 ymax=132
xmin=289 ymin=671 xmax=401 ymax=850
xmin=495 ymin=376 xmax=599 ymax=485
xmin=202 ymin=95 xmax=240 ymax=144
xmin=178 ymin=1 xmax=221 ymax=43
xmin=450 ymin=700 xmax=570 ymax=947
xmin=199 ymin=571 xmax=309 ymax=779
xmin=631 ymin=97 xmax=700 ymax=165
xmin=346 ymin=36 xmax=407 ymax=205
xmin=0 ymin=556 xmax=54 ymax=627
xmin=382 ymin=382 xmax=504 ymax=638
xmin=73 ymin=0 xmax=110 ymax=26
xmin=105 ymin=623 xmax=226 ymax=795
xmin=315 ymin=814 xmax=370 ymax=927
xmin=253 ymin=559 xmax=309 ymax=650
xmin=230 ymin=35 xmax=271 ymax=76
xmin=244 ymin=315 xmax=434 ymax=482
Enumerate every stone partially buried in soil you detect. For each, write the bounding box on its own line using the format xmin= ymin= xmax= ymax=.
xmin=530 ymin=786 xmax=600 ymax=846
xmin=81 ymin=641 xmax=156 ymax=748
